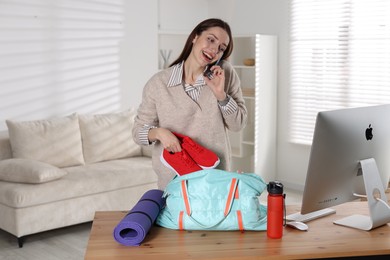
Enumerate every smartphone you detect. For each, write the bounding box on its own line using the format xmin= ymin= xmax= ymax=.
xmin=203 ymin=54 xmax=223 ymax=80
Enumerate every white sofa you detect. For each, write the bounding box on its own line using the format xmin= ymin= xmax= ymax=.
xmin=0 ymin=109 xmax=157 ymax=247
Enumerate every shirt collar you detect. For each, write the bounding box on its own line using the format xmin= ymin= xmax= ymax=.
xmin=167 ymin=61 xmax=205 ymax=88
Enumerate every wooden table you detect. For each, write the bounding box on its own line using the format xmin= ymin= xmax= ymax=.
xmin=84 ymin=202 xmax=390 ymax=259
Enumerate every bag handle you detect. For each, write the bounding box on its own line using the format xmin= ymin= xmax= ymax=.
xmin=180 ymin=178 xmax=238 ymax=229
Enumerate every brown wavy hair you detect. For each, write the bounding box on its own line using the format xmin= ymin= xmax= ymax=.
xmin=169 ymin=18 xmax=233 ymax=67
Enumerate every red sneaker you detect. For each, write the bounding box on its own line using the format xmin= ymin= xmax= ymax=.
xmin=160 ymin=149 xmax=202 ymax=176
xmin=174 ymin=132 xmax=220 ymax=169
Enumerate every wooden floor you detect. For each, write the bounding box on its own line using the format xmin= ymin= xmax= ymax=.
xmin=0 ymin=222 xmax=92 ymax=260
xmin=0 ymin=189 xmax=303 ymax=259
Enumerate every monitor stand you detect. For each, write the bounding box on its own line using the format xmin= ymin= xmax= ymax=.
xmin=333 ymin=158 xmax=390 ymax=231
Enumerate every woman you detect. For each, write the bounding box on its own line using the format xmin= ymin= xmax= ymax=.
xmin=132 ymin=18 xmax=247 ymax=190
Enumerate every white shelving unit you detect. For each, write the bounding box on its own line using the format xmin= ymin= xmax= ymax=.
xmin=158 ymin=32 xmax=277 ymax=179
xmin=229 ymin=34 xmax=277 ymax=178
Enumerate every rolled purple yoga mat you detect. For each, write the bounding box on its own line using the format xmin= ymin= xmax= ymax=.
xmin=113 ymin=189 xmax=165 ymax=246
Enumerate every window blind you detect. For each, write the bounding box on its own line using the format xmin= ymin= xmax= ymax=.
xmin=290 ymin=0 xmax=390 ymax=145
xmin=0 ymin=0 xmax=124 ymax=130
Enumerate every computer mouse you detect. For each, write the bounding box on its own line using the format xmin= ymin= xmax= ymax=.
xmin=286 ymin=221 xmax=309 ymax=231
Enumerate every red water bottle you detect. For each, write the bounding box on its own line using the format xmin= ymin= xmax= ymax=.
xmin=267 ymin=181 xmax=285 ymax=239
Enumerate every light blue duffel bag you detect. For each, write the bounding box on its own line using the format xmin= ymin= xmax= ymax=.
xmin=156 ymin=169 xmax=267 ymax=231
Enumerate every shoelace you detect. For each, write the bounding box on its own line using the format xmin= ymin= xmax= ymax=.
xmin=181 ymin=151 xmax=197 ymax=166
xmin=185 ymin=137 xmax=204 ymax=154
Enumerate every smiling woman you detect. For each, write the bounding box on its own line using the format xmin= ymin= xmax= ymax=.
xmin=132 ymin=18 xmax=248 ymax=190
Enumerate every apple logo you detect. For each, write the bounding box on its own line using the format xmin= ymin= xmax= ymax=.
xmin=365 ymin=124 xmax=373 ymax=140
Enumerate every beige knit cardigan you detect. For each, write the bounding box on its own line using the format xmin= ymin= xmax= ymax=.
xmin=132 ymin=61 xmax=248 ymax=189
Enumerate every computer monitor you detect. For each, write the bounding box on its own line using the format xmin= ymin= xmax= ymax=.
xmin=299 ymin=104 xmax=390 ymax=230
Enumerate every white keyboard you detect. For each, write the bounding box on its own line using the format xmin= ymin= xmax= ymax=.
xmin=286 ymin=208 xmax=336 ymax=223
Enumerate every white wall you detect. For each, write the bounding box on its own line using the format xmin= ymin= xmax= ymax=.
xmin=121 ymin=0 xmax=157 ymax=108
xmin=158 ymin=0 xmax=209 ymax=31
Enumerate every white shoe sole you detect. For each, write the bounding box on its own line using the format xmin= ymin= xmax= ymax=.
xmin=198 ymin=158 xmax=220 ymax=169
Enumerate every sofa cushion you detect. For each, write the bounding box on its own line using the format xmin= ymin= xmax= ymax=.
xmin=0 ymin=157 xmax=156 ymax=208
xmin=6 ymin=114 xmax=85 ymax=168
xmin=79 ymin=109 xmax=142 ymax=163
xmin=0 ymin=159 xmax=67 ymax=184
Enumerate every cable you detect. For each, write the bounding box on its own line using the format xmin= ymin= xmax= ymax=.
xmin=375 ymin=197 xmax=390 ymax=210
xmin=353 ymin=192 xmax=390 ymax=210
xmin=353 ymin=193 xmax=367 ymax=198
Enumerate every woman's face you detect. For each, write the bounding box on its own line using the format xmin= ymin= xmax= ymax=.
xmin=191 ymin=27 xmax=230 ymax=67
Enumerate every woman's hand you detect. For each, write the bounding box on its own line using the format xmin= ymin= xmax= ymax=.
xmin=148 ymin=128 xmax=182 ymax=153
xmin=204 ymin=65 xmax=227 ymax=101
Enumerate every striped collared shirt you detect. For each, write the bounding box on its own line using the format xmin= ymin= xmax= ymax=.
xmin=167 ymin=61 xmax=204 ymax=101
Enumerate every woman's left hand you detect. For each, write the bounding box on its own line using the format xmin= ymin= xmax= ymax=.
xmin=204 ymin=65 xmax=227 ymax=101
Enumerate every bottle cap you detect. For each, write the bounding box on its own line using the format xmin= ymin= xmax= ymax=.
xmin=267 ymin=181 xmax=284 ymax=195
